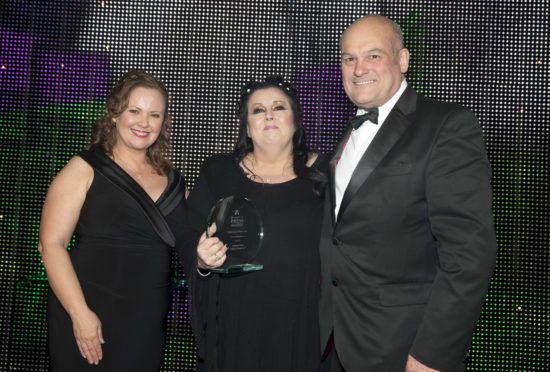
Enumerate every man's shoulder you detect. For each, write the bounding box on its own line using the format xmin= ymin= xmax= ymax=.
xmin=416 ymin=92 xmax=473 ymax=116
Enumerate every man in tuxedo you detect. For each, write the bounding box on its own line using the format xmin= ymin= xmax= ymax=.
xmin=319 ymin=15 xmax=497 ymax=372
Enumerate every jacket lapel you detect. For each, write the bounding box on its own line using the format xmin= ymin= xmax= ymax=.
xmin=336 ymin=86 xmax=417 ymax=223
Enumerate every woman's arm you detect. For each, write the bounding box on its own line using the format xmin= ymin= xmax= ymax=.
xmin=38 ymin=156 xmax=104 ymax=365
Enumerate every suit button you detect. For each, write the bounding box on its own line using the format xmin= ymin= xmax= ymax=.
xmin=332 ymin=238 xmax=341 ymax=245
xmin=331 ymin=279 xmax=338 ymax=287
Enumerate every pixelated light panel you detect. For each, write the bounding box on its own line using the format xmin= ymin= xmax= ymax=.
xmin=1 ymin=1 xmax=548 ymax=371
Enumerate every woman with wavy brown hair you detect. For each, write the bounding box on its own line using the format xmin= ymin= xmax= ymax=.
xmin=39 ymin=70 xmax=188 ymax=371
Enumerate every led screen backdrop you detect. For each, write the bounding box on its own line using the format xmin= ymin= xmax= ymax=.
xmin=1 ymin=1 xmax=548 ymax=371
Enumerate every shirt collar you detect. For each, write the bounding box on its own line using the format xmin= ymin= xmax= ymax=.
xmin=357 ymin=79 xmax=408 ymax=126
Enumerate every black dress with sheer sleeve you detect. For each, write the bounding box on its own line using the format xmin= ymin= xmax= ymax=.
xmin=186 ymin=154 xmax=325 ymax=372
xmin=47 ymin=146 xmax=188 ymax=371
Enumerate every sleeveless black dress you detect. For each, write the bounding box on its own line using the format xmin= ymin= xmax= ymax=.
xmin=186 ymin=154 xmax=325 ymax=372
xmin=47 ymin=146 xmax=187 ymax=371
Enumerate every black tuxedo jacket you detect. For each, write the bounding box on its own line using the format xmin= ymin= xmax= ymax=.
xmin=319 ymin=86 xmax=497 ymax=372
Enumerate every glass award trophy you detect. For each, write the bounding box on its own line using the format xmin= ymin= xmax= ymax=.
xmin=206 ymin=195 xmax=264 ymax=274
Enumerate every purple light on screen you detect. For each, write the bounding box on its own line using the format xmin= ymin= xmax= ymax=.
xmin=295 ymin=64 xmax=352 ymax=152
xmin=1 ymin=28 xmax=110 ymax=110
xmin=0 ymin=30 xmax=33 ymax=110
xmin=36 ymin=50 xmax=109 ymax=106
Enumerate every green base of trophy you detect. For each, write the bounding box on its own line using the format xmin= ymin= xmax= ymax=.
xmin=210 ymin=263 xmax=264 ymax=274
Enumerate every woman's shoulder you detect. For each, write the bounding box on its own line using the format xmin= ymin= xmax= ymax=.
xmin=201 ymin=153 xmax=235 ymax=171
xmin=307 ymin=152 xmax=330 ymax=174
xmin=75 ymin=145 xmax=108 ymax=169
xmin=49 ymin=154 xmax=94 ymax=194
xmin=195 ymin=153 xmax=239 ymax=184
xmin=67 ymin=152 xmax=95 ymax=175
xmin=306 ymin=152 xmax=318 ymax=167
xmin=168 ymin=167 xmax=186 ymax=185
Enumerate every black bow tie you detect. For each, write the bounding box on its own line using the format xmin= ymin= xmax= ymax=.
xmin=350 ymin=108 xmax=379 ymax=129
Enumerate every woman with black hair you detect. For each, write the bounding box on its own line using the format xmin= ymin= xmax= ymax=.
xmin=185 ymin=76 xmax=326 ymax=371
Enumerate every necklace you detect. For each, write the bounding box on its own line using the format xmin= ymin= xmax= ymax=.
xmin=242 ymin=154 xmax=293 ymax=184
xmin=116 ymin=156 xmax=146 ymax=180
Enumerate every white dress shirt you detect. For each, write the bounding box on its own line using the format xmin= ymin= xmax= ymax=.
xmin=334 ymin=80 xmax=408 ymax=218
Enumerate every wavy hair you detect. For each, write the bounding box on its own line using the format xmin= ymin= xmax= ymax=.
xmin=91 ymin=69 xmax=173 ymax=175
xmin=233 ymin=75 xmax=326 ymax=196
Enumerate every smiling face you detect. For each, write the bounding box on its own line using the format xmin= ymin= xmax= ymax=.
xmin=246 ymin=87 xmax=296 ymax=153
xmin=113 ymin=86 xmax=165 ymax=153
xmin=340 ymin=16 xmax=410 ymax=110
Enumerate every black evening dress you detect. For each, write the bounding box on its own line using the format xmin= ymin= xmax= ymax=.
xmin=47 ymin=146 xmax=188 ymax=372
xmin=186 ymin=154 xmax=325 ymax=372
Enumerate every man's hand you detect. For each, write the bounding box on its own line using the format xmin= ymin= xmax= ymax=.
xmin=406 ymin=355 xmax=440 ymax=372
